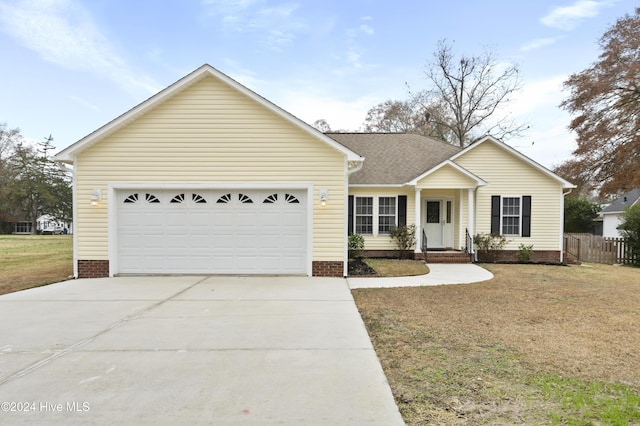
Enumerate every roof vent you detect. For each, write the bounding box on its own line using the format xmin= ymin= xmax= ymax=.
xmin=624 ymin=196 xmax=628 ymax=203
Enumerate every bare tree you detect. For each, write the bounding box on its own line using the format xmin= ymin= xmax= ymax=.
xmin=311 ymin=119 xmax=332 ymax=132
xmin=363 ymin=96 xmax=454 ymax=141
xmin=559 ymin=7 xmax=640 ymax=197
xmin=421 ymin=40 xmax=526 ymax=147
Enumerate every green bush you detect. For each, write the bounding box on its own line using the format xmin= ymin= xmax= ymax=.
xmin=474 ymin=233 xmax=508 ymax=262
xmin=348 ymin=233 xmax=365 ymax=260
xmin=516 ymin=243 xmax=534 ymax=263
xmin=618 ymin=204 xmax=640 ymax=265
xmin=390 ymin=224 xmax=416 ymax=259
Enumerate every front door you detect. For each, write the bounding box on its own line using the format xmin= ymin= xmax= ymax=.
xmin=424 ymin=199 xmax=453 ymax=249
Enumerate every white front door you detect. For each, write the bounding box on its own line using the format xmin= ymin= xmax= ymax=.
xmin=424 ymin=199 xmax=454 ymax=249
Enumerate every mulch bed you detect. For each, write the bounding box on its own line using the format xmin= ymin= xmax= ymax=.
xmin=348 ymin=258 xmax=378 ymax=276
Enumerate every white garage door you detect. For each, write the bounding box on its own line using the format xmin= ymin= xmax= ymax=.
xmin=116 ymin=189 xmax=307 ymax=274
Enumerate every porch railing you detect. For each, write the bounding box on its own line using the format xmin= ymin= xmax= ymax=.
xmin=421 ymin=229 xmax=428 ymax=263
xmin=464 ymin=228 xmax=474 ymax=262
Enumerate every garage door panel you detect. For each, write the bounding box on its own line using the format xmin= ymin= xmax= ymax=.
xmin=117 ymin=189 xmax=307 ymax=274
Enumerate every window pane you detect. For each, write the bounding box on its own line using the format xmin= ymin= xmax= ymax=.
xmin=426 ymin=201 xmax=440 ymax=223
xmin=355 ymin=197 xmax=373 ymax=234
xmin=501 ymin=197 xmax=521 ymax=235
xmin=378 ymin=197 xmax=396 ymax=234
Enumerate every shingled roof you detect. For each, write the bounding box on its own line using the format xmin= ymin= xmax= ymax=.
xmin=600 ymin=188 xmax=640 ymax=214
xmin=325 ymin=133 xmax=461 ymax=185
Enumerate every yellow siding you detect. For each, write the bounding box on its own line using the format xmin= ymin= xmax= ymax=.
xmin=416 ymin=164 xmax=477 ymax=189
xmin=349 ymin=188 xmax=415 ymax=250
xmin=75 ymin=75 xmax=346 ymax=261
xmin=454 ymin=141 xmax=563 ymax=250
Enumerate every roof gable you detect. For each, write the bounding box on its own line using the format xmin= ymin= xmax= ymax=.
xmin=55 ymin=64 xmax=362 ymax=164
xmin=449 ymin=135 xmax=575 ymax=189
xmin=410 ymin=160 xmax=486 ymax=188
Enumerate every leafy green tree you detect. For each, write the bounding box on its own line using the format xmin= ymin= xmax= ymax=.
xmin=0 ymin=123 xmax=23 ymax=225
xmin=2 ymin=128 xmax=72 ymax=233
xmin=564 ymin=196 xmax=600 ymax=233
xmin=618 ymin=204 xmax=640 ymax=265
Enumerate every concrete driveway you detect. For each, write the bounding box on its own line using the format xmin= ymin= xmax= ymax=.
xmin=0 ymin=276 xmax=404 ymax=425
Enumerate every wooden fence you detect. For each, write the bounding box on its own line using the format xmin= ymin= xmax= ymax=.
xmin=563 ymin=233 xmax=637 ymax=265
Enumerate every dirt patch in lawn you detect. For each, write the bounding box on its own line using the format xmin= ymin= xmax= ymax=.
xmin=364 ymin=259 xmax=429 ymax=277
xmin=0 ymin=235 xmax=73 ymax=295
xmin=353 ymin=263 xmax=640 ymax=425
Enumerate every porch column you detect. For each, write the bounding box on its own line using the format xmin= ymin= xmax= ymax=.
xmin=414 ymin=187 xmax=422 ymax=254
xmin=467 ymin=188 xmax=475 ymax=252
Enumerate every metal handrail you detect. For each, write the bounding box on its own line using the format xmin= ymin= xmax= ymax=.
xmin=465 ymin=228 xmax=474 ymax=262
xmin=421 ymin=229 xmax=428 ymax=263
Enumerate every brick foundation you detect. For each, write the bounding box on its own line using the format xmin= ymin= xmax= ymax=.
xmin=477 ymin=250 xmax=562 ymax=264
xmin=312 ymin=261 xmax=344 ymax=277
xmin=78 ymin=260 xmax=110 ymax=278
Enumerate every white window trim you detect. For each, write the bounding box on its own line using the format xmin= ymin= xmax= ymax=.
xmin=378 ymin=196 xmax=398 ymax=235
xmin=354 ymin=196 xmax=374 ymax=235
xmin=353 ymin=195 xmax=399 ymax=237
xmin=500 ymin=195 xmax=522 ymax=237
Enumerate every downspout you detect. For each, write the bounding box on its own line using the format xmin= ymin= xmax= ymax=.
xmin=560 ymin=188 xmax=573 ymax=264
xmin=71 ymin=155 xmax=78 ymax=279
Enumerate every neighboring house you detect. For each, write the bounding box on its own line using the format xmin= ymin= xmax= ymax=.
xmin=37 ymin=214 xmax=72 ymax=234
xmin=599 ymin=189 xmax=640 ymax=238
xmin=55 ymin=64 xmax=575 ymax=279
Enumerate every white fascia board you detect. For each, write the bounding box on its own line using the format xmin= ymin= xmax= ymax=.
xmin=407 ymin=160 xmax=487 ymax=187
xmin=449 ymin=135 xmax=576 ymax=189
xmin=348 ymin=184 xmax=405 ymax=188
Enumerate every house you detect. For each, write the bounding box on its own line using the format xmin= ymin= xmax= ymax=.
xmin=36 ymin=214 xmax=72 ymax=234
xmin=55 ymin=64 xmax=574 ymax=278
xmin=600 ymin=189 xmax=640 ymax=238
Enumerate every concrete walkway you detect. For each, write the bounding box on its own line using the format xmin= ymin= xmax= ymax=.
xmin=0 ymin=276 xmax=404 ymax=425
xmin=348 ymin=263 xmax=494 ymax=289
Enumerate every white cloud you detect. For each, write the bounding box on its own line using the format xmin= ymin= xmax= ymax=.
xmin=0 ymin=0 xmax=159 ymax=95
xmin=201 ymin=0 xmax=306 ymax=50
xmin=520 ymin=37 xmax=562 ymax=51
xmin=541 ymin=0 xmax=616 ymax=31
xmin=359 ymin=24 xmax=374 ymax=35
xmin=502 ymin=75 xmax=576 ymax=167
xmin=69 ymin=95 xmax=100 ymax=111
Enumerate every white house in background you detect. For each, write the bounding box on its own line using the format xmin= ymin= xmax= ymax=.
xmin=600 ymin=189 xmax=640 ymax=238
xmin=37 ymin=215 xmax=72 ymax=234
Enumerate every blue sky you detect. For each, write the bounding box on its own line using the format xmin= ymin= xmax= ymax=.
xmin=0 ymin=0 xmax=635 ymax=168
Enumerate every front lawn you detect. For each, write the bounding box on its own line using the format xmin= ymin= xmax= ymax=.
xmin=353 ymin=263 xmax=640 ymax=425
xmin=364 ymin=258 xmax=429 ymax=277
xmin=0 ymin=235 xmax=73 ymax=295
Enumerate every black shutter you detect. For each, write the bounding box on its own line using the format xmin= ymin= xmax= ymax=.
xmin=347 ymin=195 xmax=354 ymax=235
xmin=398 ymin=195 xmax=407 ymax=227
xmin=491 ymin=195 xmax=501 ymax=234
xmin=522 ymin=196 xmax=531 ymax=237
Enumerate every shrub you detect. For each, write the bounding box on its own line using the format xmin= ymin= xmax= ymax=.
xmin=516 ymin=243 xmax=534 ymax=263
xmin=474 ymin=233 xmax=508 ymax=262
xmin=390 ymin=224 xmax=416 ymax=259
xmin=348 ymin=233 xmax=365 ymax=260
xmin=618 ymin=204 xmax=640 ymax=265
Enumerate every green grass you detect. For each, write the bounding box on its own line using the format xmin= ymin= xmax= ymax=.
xmin=534 ymin=374 xmax=640 ymax=425
xmin=0 ymin=234 xmax=73 ymax=295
